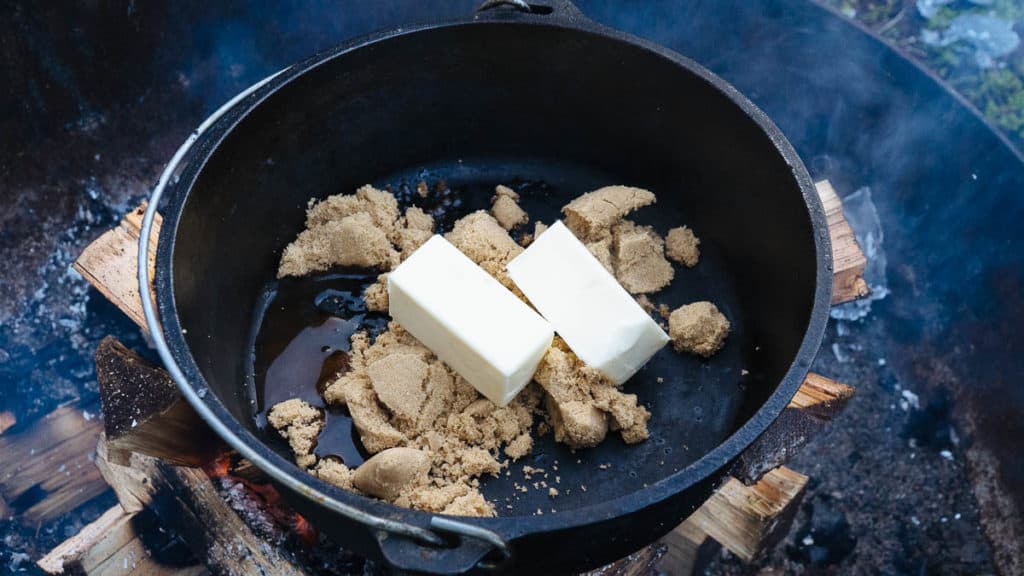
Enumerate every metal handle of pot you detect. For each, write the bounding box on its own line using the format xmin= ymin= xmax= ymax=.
xmin=137 ymin=68 xmax=513 ymax=572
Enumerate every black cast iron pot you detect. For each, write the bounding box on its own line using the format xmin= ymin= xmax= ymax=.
xmin=139 ymin=1 xmax=832 ymax=573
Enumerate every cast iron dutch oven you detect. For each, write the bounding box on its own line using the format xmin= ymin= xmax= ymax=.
xmin=139 ymin=0 xmax=832 ymax=573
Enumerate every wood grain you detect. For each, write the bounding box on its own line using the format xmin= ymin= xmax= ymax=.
xmin=685 ymin=467 xmax=808 ymax=562
xmin=816 ymin=181 xmax=869 ymax=305
xmin=0 ymin=400 xmax=107 ymax=523
xmin=38 ymin=504 xmax=209 ymax=576
xmin=94 ymin=436 xmax=305 ymax=576
xmin=72 ymin=203 xmax=160 ymax=332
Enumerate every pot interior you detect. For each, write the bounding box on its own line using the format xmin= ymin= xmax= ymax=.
xmin=167 ymin=22 xmax=819 ymax=516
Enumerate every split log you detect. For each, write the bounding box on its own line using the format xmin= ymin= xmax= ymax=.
xmin=0 ymin=399 xmax=107 ymax=522
xmin=94 ymin=436 xmax=305 ymax=576
xmin=622 ymin=373 xmax=852 ymax=575
xmin=96 ymin=337 xmax=222 ymax=467
xmin=654 ymin=521 xmax=717 ymax=575
xmin=598 ymin=468 xmax=809 ymax=576
xmin=72 ymin=203 xmax=159 ymax=332
xmin=816 ymin=181 xmax=869 ymax=305
xmin=683 ymin=467 xmax=808 ymax=563
xmin=37 ymin=504 xmax=208 ymax=576
xmin=732 ymin=373 xmax=855 ymax=483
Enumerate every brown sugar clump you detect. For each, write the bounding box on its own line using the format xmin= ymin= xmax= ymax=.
xmin=533 ymin=343 xmax=650 ymax=447
xmin=278 ymin=215 xmax=397 ymax=277
xmin=550 ymin=399 xmax=608 ymax=449
xmin=399 ymin=484 xmax=495 ymax=517
xmin=445 ymin=211 xmax=523 ymax=267
xmin=612 ymin=221 xmax=674 ymax=294
xmin=562 ymin=185 xmax=656 ymax=242
xmin=307 ymin=184 xmax=400 ymax=235
xmin=591 ymin=386 xmax=651 ymax=444
xmin=443 ymin=491 xmax=494 ymax=516
xmin=314 ymin=458 xmax=355 ymax=491
xmin=352 ymin=447 xmax=431 ymax=501
xmin=504 ymin=433 xmax=533 ymax=460
xmin=367 ymin=353 xmax=428 ymax=423
xmin=666 ymin=226 xmax=700 ymax=267
xmin=401 ymin=206 xmax=433 ymax=232
xmin=363 ymin=274 xmax=389 ymax=312
xmin=446 ymin=210 xmax=524 ymax=295
xmin=279 ymin=186 xmax=436 ymax=278
xmin=669 ymin=302 xmax=730 ymax=357
xmin=586 ymin=237 xmax=615 ymax=274
xmin=520 ymin=221 xmax=549 ymax=248
xmin=267 ymin=399 xmax=323 ymax=470
xmin=336 ymin=372 xmax=406 ymax=453
xmin=317 ymin=321 xmax=539 ymax=516
xmin=491 ymin=185 xmax=529 ymax=231
xmin=559 ymin=186 xmax=670 ymax=294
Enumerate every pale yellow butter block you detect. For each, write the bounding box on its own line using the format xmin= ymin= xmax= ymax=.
xmin=507 ymin=221 xmax=669 ymax=384
xmin=388 ymin=235 xmax=553 ymax=406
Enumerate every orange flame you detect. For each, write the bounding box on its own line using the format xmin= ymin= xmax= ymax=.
xmin=202 ymin=452 xmax=231 ymax=478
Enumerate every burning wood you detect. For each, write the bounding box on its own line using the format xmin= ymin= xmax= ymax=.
xmin=94 ymin=436 xmax=306 ymax=575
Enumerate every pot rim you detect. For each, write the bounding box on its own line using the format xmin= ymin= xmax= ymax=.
xmin=143 ymin=6 xmax=832 ymax=560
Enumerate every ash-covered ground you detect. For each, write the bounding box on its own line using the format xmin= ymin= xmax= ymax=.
xmin=709 ymin=317 xmax=996 ymax=575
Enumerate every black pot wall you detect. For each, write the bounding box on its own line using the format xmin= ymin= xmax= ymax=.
xmin=154 ymin=9 xmax=829 ymax=574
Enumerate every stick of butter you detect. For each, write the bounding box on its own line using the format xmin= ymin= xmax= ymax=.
xmin=388 ymin=235 xmax=554 ymax=406
xmin=507 ymin=221 xmax=670 ymax=384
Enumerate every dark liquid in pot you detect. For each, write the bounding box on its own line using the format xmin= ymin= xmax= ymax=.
xmin=251 ymin=271 xmax=390 ymax=467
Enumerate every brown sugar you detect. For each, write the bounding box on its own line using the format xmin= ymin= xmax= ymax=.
xmin=363 ymin=274 xmax=389 ymax=312
xmin=367 ymin=353 xmax=429 ymax=423
xmin=612 ymin=220 xmax=674 ymax=294
xmin=666 ymin=226 xmax=701 ymax=267
xmin=445 ymin=210 xmax=524 ymax=295
xmin=669 ymin=301 xmax=730 ymax=357
xmin=491 ymin=185 xmax=529 ymax=231
xmin=267 ymin=399 xmax=322 ymax=470
xmin=278 ymin=185 xmax=435 ymax=278
xmin=306 ymin=184 xmax=401 ymax=235
xmin=559 ymin=188 xmax=671 ymax=294
xmin=278 ymin=215 xmax=397 ymax=277
xmin=533 ymin=221 xmax=548 ymax=239
xmin=533 ymin=343 xmax=650 ymax=448
xmin=586 ymin=237 xmax=615 ymax=274
xmin=270 ymin=182 xmax=728 ymax=517
xmin=562 ymin=185 xmax=656 ymax=242
xmin=315 ymin=320 xmax=539 ymax=516
xmin=445 ymin=210 xmax=522 ymax=268
xmin=635 ymin=294 xmax=656 ymax=314
xmin=352 ymin=447 xmax=432 ymax=501
xmin=313 ymin=458 xmax=355 ymax=491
